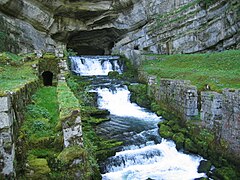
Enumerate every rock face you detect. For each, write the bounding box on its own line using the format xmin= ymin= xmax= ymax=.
xmin=0 ymin=0 xmax=239 ymax=55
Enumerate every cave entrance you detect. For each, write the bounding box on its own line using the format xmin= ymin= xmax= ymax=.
xmin=42 ymin=71 xmax=53 ymax=86
xmin=66 ymin=28 xmax=125 ymax=55
xmin=74 ymin=46 xmax=105 ymax=55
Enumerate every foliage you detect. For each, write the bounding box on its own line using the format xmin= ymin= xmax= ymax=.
xmin=22 ymin=87 xmax=59 ymax=142
xmin=27 ymin=156 xmax=51 ymax=178
xmin=66 ymin=74 xmax=124 ymax=163
xmin=141 ymin=50 xmax=240 ymax=92
xmin=0 ymin=59 xmax=38 ymax=95
xmin=57 ymin=81 xmax=80 ymax=119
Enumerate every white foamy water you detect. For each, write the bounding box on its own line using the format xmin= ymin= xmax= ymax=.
xmin=70 ymin=55 xmax=206 ymax=180
xmin=102 ymin=140 xmax=205 ymax=180
xmin=97 ymin=86 xmax=159 ymax=121
xmin=70 ymin=56 xmax=122 ymax=76
xmin=97 ymin=85 xmax=205 ymax=180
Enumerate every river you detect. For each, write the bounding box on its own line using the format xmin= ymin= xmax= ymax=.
xmin=70 ymin=55 xmax=206 ymax=180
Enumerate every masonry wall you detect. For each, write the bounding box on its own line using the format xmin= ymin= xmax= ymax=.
xmin=201 ymin=89 xmax=240 ymax=159
xmin=0 ymin=80 xmax=39 ymax=178
xmin=139 ymin=71 xmax=240 ymax=162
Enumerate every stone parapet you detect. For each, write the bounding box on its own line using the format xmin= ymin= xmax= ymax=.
xmin=0 ymin=80 xmax=39 ymax=178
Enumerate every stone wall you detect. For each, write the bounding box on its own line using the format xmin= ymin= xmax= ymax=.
xmin=140 ymin=70 xmax=240 ymax=162
xmin=0 ymin=80 xmax=39 ymax=178
xmin=143 ymin=73 xmax=199 ymax=120
xmin=57 ymin=59 xmax=83 ymax=148
xmin=158 ymin=79 xmax=198 ymax=120
xmin=201 ymin=89 xmax=240 ymax=159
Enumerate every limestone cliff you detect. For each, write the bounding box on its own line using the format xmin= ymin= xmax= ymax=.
xmin=0 ymin=0 xmax=239 ymax=56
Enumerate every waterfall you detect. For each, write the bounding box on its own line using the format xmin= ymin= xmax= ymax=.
xmin=70 ymin=55 xmax=207 ymax=180
xmin=70 ymin=55 xmax=122 ymax=76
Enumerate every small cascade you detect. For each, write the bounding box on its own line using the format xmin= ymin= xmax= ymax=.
xmin=70 ymin=55 xmax=207 ymax=180
xmin=70 ymin=55 xmax=122 ymax=76
xmin=102 ymin=140 xmax=204 ymax=180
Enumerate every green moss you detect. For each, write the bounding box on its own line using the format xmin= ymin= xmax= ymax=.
xmin=158 ymin=123 xmax=173 ymax=139
xmin=21 ymin=87 xmax=59 ymax=143
xmin=27 ymin=156 xmax=51 ymax=178
xmin=57 ymin=81 xmax=80 ymax=119
xmin=128 ymin=83 xmax=151 ymax=108
xmin=42 ymin=53 xmax=56 ymax=59
xmin=172 ymin=133 xmax=185 ymax=149
xmin=213 ymin=167 xmax=239 ymax=180
xmin=57 ymin=146 xmax=86 ymax=165
xmin=141 ymin=50 xmax=240 ymax=92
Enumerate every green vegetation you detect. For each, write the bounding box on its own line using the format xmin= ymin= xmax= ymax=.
xmin=18 ymin=86 xmax=61 ymax=178
xmin=128 ymin=83 xmax=151 ymax=108
xmin=66 ymin=75 xmax=123 ymax=162
xmin=20 ymin=86 xmax=59 ymax=146
xmin=141 ymin=50 xmax=240 ymax=92
xmin=0 ymin=54 xmax=38 ymax=95
xmin=57 ymin=81 xmax=80 ymax=119
xmin=150 ymin=100 xmax=240 ymax=179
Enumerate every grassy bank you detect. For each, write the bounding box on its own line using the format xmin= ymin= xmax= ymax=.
xmin=141 ymin=50 xmax=240 ymax=92
xmin=0 ymin=52 xmax=37 ymax=95
xmin=18 ymin=86 xmax=61 ymax=179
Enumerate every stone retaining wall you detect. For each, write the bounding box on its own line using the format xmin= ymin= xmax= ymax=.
xmin=201 ymin=89 xmax=240 ymax=158
xmin=158 ymin=79 xmax=198 ymax=120
xmin=0 ymin=80 xmax=39 ymax=177
xmin=140 ymin=71 xmax=240 ymax=162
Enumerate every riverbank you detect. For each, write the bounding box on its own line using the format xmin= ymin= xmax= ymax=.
xmin=131 ymin=50 xmax=240 ymax=179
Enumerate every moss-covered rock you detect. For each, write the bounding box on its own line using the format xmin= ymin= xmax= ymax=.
xmin=27 ymin=156 xmax=51 ymax=179
xmin=158 ymin=123 xmax=173 ymax=139
xmin=197 ymin=160 xmax=212 ymax=173
xmin=57 ymin=146 xmax=86 ymax=165
xmin=108 ymin=71 xmax=120 ymax=79
xmin=211 ymin=166 xmax=239 ymax=180
xmin=172 ymin=132 xmax=185 ymax=150
xmin=128 ymin=83 xmax=151 ymax=108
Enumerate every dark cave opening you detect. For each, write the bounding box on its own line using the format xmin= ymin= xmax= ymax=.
xmin=66 ymin=28 xmax=125 ymax=55
xmin=42 ymin=71 xmax=53 ymax=86
xmin=72 ymin=46 xmax=105 ymax=55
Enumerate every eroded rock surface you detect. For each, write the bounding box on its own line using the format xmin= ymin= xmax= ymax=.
xmin=0 ymin=0 xmax=239 ymax=55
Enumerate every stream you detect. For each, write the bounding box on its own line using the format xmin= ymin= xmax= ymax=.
xmin=70 ymin=56 xmax=206 ymax=180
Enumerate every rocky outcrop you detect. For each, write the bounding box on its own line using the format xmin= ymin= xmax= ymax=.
xmin=0 ymin=0 xmax=239 ymax=55
xmin=113 ymin=0 xmax=240 ymax=63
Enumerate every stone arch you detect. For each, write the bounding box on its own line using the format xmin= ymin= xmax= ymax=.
xmin=42 ymin=71 xmax=53 ymax=86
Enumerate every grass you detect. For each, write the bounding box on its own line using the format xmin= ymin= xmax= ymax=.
xmin=57 ymin=81 xmax=80 ymax=119
xmin=21 ymin=86 xmax=59 ymax=142
xmin=0 ymin=60 xmax=38 ymax=95
xmin=141 ymin=50 xmax=240 ymax=92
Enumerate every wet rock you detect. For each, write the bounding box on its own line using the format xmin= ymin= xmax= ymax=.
xmin=197 ymin=160 xmax=212 ymax=173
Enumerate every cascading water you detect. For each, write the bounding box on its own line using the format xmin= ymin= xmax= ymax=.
xmin=70 ymin=56 xmax=206 ymax=180
xmin=70 ymin=56 xmax=122 ymax=76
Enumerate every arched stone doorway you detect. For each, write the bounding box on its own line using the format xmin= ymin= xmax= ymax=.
xmin=42 ymin=71 xmax=53 ymax=86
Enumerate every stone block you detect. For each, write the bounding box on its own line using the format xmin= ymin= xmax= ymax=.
xmin=0 ymin=96 xmax=10 ymax=112
xmin=0 ymin=113 xmax=12 ymax=129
